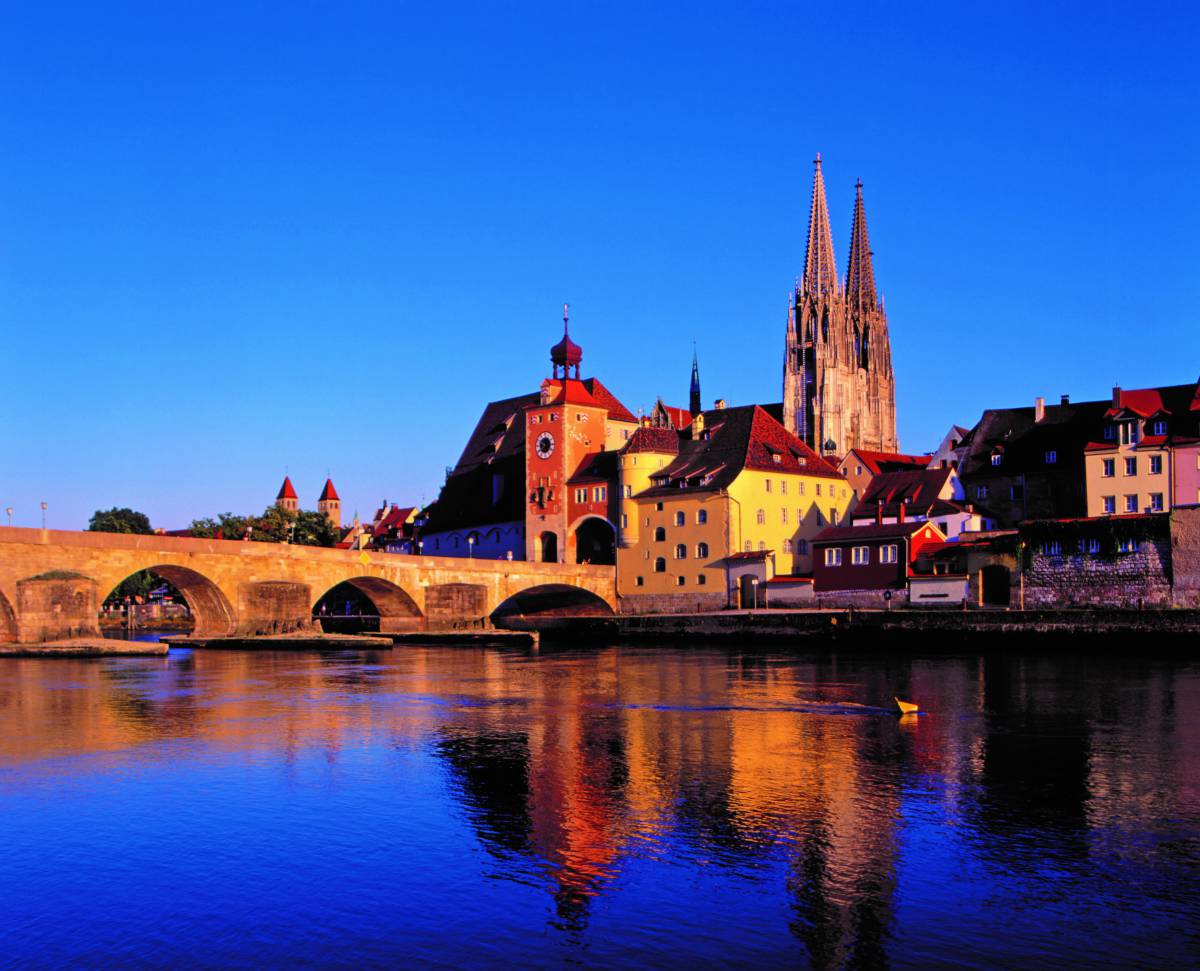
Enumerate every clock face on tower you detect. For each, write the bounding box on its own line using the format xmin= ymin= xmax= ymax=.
xmin=535 ymin=431 xmax=556 ymax=459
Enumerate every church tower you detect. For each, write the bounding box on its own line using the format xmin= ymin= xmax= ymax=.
xmin=783 ymin=155 xmax=897 ymax=456
xmin=689 ymin=347 xmax=702 ymax=416
xmin=317 ymin=478 xmax=341 ymax=528
xmin=276 ymin=476 xmax=299 ymax=514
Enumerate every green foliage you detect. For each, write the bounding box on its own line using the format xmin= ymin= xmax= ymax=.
xmin=28 ymin=570 xmax=87 ymax=580
xmin=188 ymin=506 xmax=337 ymax=547
xmin=88 ymin=507 xmax=153 ymax=534
xmin=1018 ymin=515 xmax=1168 ymax=563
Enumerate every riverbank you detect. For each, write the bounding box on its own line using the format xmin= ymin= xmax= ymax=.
xmin=0 ymin=637 xmax=168 ymax=657
xmin=509 ymin=607 xmax=1200 ymax=645
xmin=167 ymin=630 xmax=538 ymax=651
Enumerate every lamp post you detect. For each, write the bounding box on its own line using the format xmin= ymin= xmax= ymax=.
xmin=468 ymin=534 xmax=475 ymax=559
xmin=418 ymin=540 xmax=424 ymax=556
xmin=40 ymin=501 xmax=47 ymax=530
xmin=750 ymin=576 xmax=759 ymax=610
xmin=5 ymin=507 xmax=11 ymax=527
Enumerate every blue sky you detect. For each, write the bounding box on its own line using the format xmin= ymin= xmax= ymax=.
xmin=2 ymin=3 xmax=1198 ymax=529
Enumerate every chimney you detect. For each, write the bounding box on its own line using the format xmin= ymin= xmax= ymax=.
xmin=1061 ymin=394 xmax=1070 ymax=406
xmin=1035 ymin=396 xmax=1045 ymax=422
xmin=1112 ymin=386 xmax=1122 ymax=408
xmin=876 ymin=499 xmax=883 ymax=525
xmin=898 ymin=498 xmax=907 ymax=523
xmin=714 ymin=398 xmax=727 ymax=410
xmin=691 ymin=412 xmax=706 ymax=440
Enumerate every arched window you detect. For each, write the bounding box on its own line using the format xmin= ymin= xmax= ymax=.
xmin=821 ymin=310 xmax=829 ymax=343
xmin=783 ymin=539 xmax=793 ymax=553
xmin=797 ymin=539 xmax=808 ymax=555
xmin=697 ymin=509 xmax=708 ymax=524
xmin=743 ymin=540 xmax=752 ymax=552
xmin=674 ymin=511 xmax=685 ymax=526
xmin=654 ymin=526 xmax=666 ymax=542
xmin=654 ymin=557 xmax=666 ymax=573
xmin=756 ymin=509 xmax=765 ymax=525
xmin=758 ymin=541 xmax=766 ymax=551
xmin=696 ymin=542 xmax=709 ymax=558
xmin=861 ymin=325 xmax=870 ymax=368
xmin=674 ymin=544 xmax=687 ymax=559
xmin=854 ymin=324 xmax=861 ymax=365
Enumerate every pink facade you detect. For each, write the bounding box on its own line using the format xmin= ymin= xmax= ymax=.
xmin=1173 ymin=443 xmax=1200 ymax=507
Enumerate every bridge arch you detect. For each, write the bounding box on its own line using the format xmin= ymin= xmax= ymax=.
xmin=490 ymin=583 xmax=615 ymax=627
xmin=0 ymin=588 xmax=16 ymax=643
xmin=569 ymin=515 xmax=616 ymax=566
xmin=313 ymin=575 xmax=424 ymax=632
xmin=101 ymin=565 xmax=236 ymax=638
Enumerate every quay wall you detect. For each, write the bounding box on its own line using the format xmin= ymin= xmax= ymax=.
xmin=1023 ymin=539 xmax=1173 ymax=609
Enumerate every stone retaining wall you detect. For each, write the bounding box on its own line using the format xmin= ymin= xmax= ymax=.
xmin=1024 ymin=540 xmax=1172 ymax=608
xmin=618 ymin=591 xmax=727 ymax=614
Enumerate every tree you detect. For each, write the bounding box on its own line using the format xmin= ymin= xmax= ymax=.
xmin=189 ymin=512 xmax=250 ymax=540
xmin=88 ymin=507 xmax=153 ymax=534
xmin=294 ymin=509 xmax=339 ymax=547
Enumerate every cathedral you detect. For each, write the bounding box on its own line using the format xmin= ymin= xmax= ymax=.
xmin=783 ymin=154 xmax=898 ymax=456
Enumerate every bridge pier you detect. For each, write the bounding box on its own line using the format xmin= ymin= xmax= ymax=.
xmin=237 ymin=581 xmax=314 ymax=636
xmin=15 ymin=574 xmax=99 ymax=643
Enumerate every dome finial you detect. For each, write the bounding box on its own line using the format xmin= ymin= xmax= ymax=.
xmin=550 ymin=303 xmax=583 ymax=379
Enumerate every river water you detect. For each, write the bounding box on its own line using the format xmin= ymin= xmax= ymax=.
xmin=0 ymin=643 xmax=1197 ymax=969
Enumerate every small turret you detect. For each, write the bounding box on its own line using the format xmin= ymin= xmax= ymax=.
xmin=276 ymin=476 xmax=299 ymax=513
xmin=550 ymin=303 xmax=583 ymax=379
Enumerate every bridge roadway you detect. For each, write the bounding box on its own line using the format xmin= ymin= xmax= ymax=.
xmin=0 ymin=527 xmax=616 ymax=643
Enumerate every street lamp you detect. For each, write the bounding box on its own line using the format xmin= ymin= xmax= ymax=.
xmin=40 ymin=501 xmax=47 ymax=530
xmin=5 ymin=507 xmax=11 ymax=527
xmin=750 ymin=576 xmax=759 ymax=610
xmin=417 ymin=540 xmax=424 ymax=556
xmin=467 ymin=534 xmax=476 ymax=558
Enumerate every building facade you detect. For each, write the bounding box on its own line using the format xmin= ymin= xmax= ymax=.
xmin=783 ymin=154 xmax=897 ymax=457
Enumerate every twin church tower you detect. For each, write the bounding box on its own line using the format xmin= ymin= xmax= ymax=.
xmin=782 ymin=153 xmax=897 ymax=456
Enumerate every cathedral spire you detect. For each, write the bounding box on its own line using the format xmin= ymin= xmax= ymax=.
xmin=845 ymin=179 xmax=877 ymax=309
xmin=689 ymin=345 xmax=702 ymax=416
xmin=801 ymin=152 xmax=838 ymax=297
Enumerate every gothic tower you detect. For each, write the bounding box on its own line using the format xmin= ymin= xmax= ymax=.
xmin=689 ymin=347 xmax=702 ymax=416
xmin=783 ymin=155 xmax=897 ymax=456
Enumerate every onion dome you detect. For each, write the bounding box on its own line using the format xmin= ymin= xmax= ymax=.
xmin=550 ymin=303 xmax=583 ymax=378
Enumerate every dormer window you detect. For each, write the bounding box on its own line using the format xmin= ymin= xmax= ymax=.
xmin=1119 ymin=421 xmax=1139 ymax=445
xmin=772 ymin=454 xmax=781 ymax=464
xmin=1103 ymin=424 xmax=1116 ymax=440
xmin=1153 ymin=420 xmax=1167 ymax=436
xmin=991 ymin=453 xmax=1002 ymax=467
xmin=1045 ymin=450 xmax=1057 ymax=464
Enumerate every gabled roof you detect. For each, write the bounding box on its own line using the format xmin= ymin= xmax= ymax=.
xmin=813 ymin=520 xmax=944 ymax=544
xmin=318 ymin=478 xmax=339 ymax=502
xmin=582 ymin=377 xmax=637 ymax=423
xmin=636 ymin=404 xmax=842 ymax=499
xmin=845 ymin=449 xmax=931 ymax=475
xmin=622 ymin=426 xmax=680 ymax=455
xmin=449 ymin=391 xmax=540 ymax=479
xmin=860 ymin=466 xmax=954 ymax=508
xmin=276 ymin=476 xmax=298 ymax=501
xmin=656 ymin=403 xmax=694 ymax=430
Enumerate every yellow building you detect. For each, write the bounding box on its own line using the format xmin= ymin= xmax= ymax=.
xmin=1084 ymin=386 xmax=1183 ymax=518
xmin=617 ymin=404 xmax=852 ymax=611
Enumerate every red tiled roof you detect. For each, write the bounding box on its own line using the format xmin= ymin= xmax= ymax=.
xmin=318 ymin=478 xmax=340 ymax=502
xmin=276 ymin=476 xmax=298 ymax=500
xmin=659 ymin=404 xmax=693 ymax=429
xmin=845 ymin=450 xmax=931 ymax=475
xmin=622 ymin=426 xmax=680 ymax=455
xmin=546 ymin=378 xmax=599 ymax=407
xmin=582 ymin=378 xmax=638 ymax=424
xmin=725 ymin=550 xmax=772 ymax=561
xmin=860 ymin=466 xmax=953 ymax=507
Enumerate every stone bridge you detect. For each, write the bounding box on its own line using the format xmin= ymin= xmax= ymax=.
xmin=0 ymin=527 xmax=616 ymax=643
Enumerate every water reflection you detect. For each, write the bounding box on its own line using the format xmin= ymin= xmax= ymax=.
xmin=0 ymin=644 xmax=1197 ymax=968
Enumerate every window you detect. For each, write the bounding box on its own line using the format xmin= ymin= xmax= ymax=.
xmin=799 ymin=482 xmax=806 ymax=495
xmin=816 ymin=510 xmax=825 ymax=526
xmin=1103 ymin=424 xmax=1116 ymax=440
xmin=977 ymin=485 xmax=989 ymax=499
xmin=1117 ymin=537 xmax=1136 ymax=553
xmin=623 ymin=485 xmax=632 ymax=498
xmin=1150 ymin=493 xmax=1164 ymax=511
xmin=532 ymin=414 xmax=542 ymax=425
xmin=991 ymin=453 xmax=1002 ymax=466
xmin=696 ymin=542 xmax=709 ymax=558
xmin=636 ymin=576 xmax=644 ymax=587
xmin=620 ymin=514 xmax=628 ymax=529
xmin=674 ymin=511 xmax=685 ymax=526
xmin=758 ymin=541 xmax=766 ymax=551
xmin=783 ymin=539 xmax=793 ymax=553
xmin=655 ymin=502 xmax=663 ymax=511
xmin=1086 ymin=538 xmax=1101 ymax=554
xmin=654 ymin=526 xmax=666 ymax=542
xmin=574 ymin=488 xmax=587 ymax=503
xmin=1120 ymin=421 xmax=1139 ymax=445
xmin=816 ymin=483 xmax=822 ymax=496
xmin=824 ymin=547 xmax=843 ymax=566
xmin=1102 ymin=459 xmax=1115 ymax=478
xmin=781 ymin=508 xmax=788 ymax=525
xmin=594 ymin=486 xmax=607 ymax=501
xmin=796 ymin=540 xmax=808 ymax=555
xmin=644 ymin=517 xmax=650 ymax=527
xmin=697 ymin=574 xmax=707 ymax=586
xmin=1045 ymin=450 xmax=1057 ymax=464
xmin=1125 ymin=457 xmax=1137 ymax=477
xmin=830 ymin=509 xmax=839 ymax=526
xmin=880 ymin=544 xmax=899 ymax=564
xmin=654 ymin=557 xmax=666 ymax=573
xmin=765 ymin=480 xmax=772 ymax=493
xmin=1124 ymin=495 xmax=1138 ymax=513
xmin=856 ymin=465 xmax=863 ymax=476
xmin=696 ymin=509 xmax=708 ymax=524
xmin=851 ymin=545 xmax=870 ymax=565
xmin=1103 ymin=496 xmax=1116 ymax=514
xmin=1150 ymin=455 xmax=1163 ymax=475
xmin=771 ymin=454 xmax=781 ymax=464
xmin=756 ymin=508 xmax=766 ymax=525
xmin=550 ymin=413 xmax=558 ymax=422
xmin=1154 ymin=420 xmax=1167 ymax=436
xmin=743 ymin=541 xmax=752 ymax=552
xmin=1042 ymin=540 xmax=1062 ymax=556
xmin=780 ymin=481 xmax=787 ymax=495
xmin=576 ymin=413 xmax=588 ymax=422
xmin=937 ymin=521 xmax=948 ymax=535
xmin=674 ymin=544 xmax=687 ymax=559
xmin=676 ymin=576 xmax=686 ymax=586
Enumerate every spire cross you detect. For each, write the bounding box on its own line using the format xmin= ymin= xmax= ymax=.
xmin=563 ymin=302 xmax=570 ymax=334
